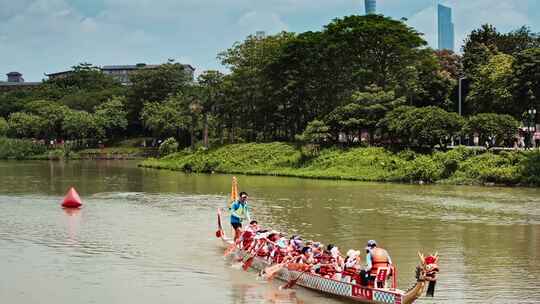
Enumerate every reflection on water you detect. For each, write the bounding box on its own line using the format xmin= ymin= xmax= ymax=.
xmin=0 ymin=160 xmax=539 ymax=304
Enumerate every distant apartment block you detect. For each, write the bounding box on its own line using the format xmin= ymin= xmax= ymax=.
xmin=47 ymin=62 xmax=195 ymax=85
xmin=438 ymin=4 xmax=455 ymax=51
xmin=44 ymin=70 xmax=74 ymax=80
xmin=365 ymin=0 xmax=376 ymax=14
xmin=0 ymin=72 xmax=41 ymax=92
xmin=101 ymin=63 xmax=195 ymax=85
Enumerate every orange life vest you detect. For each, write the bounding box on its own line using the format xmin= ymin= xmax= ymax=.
xmin=369 ymin=247 xmax=390 ymax=276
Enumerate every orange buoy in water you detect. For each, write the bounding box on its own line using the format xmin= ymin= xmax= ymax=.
xmin=62 ymin=187 xmax=83 ymax=208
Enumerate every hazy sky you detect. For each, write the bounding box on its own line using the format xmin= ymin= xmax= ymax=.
xmin=1 ymin=0 xmax=539 ymax=81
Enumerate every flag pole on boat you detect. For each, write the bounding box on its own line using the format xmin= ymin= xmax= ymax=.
xmin=222 ymin=176 xmax=239 ymax=255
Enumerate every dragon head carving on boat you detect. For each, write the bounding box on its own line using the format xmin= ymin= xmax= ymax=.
xmin=416 ymin=252 xmax=439 ymax=297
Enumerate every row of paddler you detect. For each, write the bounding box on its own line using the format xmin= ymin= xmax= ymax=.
xmin=227 ymin=221 xmax=395 ymax=288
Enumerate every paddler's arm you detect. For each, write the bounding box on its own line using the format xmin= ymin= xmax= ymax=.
xmin=365 ymin=252 xmax=373 ymax=272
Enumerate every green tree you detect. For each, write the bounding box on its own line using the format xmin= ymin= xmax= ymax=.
xmin=325 ymin=103 xmax=364 ymax=144
xmin=94 ymin=96 xmax=128 ymax=140
xmin=63 ymin=109 xmax=101 ymax=140
xmin=7 ymin=112 xmax=44 ymax=138
xmin=467 ymin=54 xmax=516 ymax=115
xmin=214 ymin=75 xmax=244 ymax=143
xmin=197 ymin=70 xmax=225 ymax=148
xmin=325 ymin=87 xmax=405 ymax=144
xmin=462 ymin=24 xmax=501 ymax=76
xmin=58 ymin=87 xmax=127 ymax=112
xmin=412 ymin=107 xmax=463 ymax=149
xmin=140 ymin=94 xmax=192 ymax=142
xmin=384 ymin=106 xmax=463 ymax=149
xmin=264 ymin=16 xmax=427 ymax=138
xmin=497 ymin=26 xmax=540 ymax=55
xmin=323 ymin=15 xmax=426 ymax=90
xmin=295 ymin=119 xmax=330 ymax=145
xmin=512 ymin=48 xmax=540 ymax=115
xmin=24 ymin=100 xmax=70 ymax=139
xmin=264 ymin=31 xmax=330 ymax=137
xmin=462 ymin=25 xmax=540 ymax=76
xmin=0 ymin=117 xmax=8 ymax=137
xmin=463 ymin=113 xmax=520 ymax=148
xmin=409 ymin=50 xmax=457 ymax=110
xmin=128 ymin=60 xmax=192 ymax=131
xmin=0 ymin=91 xmax=32 ymax=118
xmin=380 ymin=106 xmax=417 ymax=146
xmin=219 ymin=31 xmax=296 ymax=140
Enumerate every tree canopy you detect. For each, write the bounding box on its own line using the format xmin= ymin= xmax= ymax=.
xmin=1 ymin=18 xmax=537 ymax=152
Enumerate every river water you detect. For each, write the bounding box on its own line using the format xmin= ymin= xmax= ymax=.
xmin=0 ymin=160 xmax=538 ymax=304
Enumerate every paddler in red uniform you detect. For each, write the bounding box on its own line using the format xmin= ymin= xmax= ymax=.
xmin=360 ymin=240 xmax=392 ymax=286
xmin=239 ymin=220 xmax=259 ymax=250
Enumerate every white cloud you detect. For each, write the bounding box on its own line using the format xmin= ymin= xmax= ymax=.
xmin=80 ymin=17 xmax=98 ymax=33
xmin=237 ymin=11 xmax=288 ymax=34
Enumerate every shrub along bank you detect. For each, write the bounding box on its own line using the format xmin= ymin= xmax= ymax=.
xmin=0 ymin=136 xmax=152 ymax=160
xmin=0 ymin=137 xmax=47 ymax=159
xmin=139 ymin=142 xmax=540 ymax=186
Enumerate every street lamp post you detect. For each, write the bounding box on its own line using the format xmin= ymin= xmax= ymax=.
xmin=458 ymin=77 xmax=465 ymax=117
xmin=458 ymin=77 xmax=466 ymax=145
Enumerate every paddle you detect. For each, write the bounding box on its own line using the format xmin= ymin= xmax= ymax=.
xmin=216 ymin=208 xmax=224 ymax=239
xmin=242 ymin=236 xmax=273 ymax=271
xmin=281 ymin=269 xmax=310 ymax=289
xmin=263 ymin=262 xmax=286 ymax=280
xmin=242 ymin=255 xmax=255 ymax=271
xmin=224 ymin=243 xmax=237 ymax=257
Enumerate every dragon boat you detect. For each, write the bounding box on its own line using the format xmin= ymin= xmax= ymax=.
xmin=216 ymin=178 xmax=440 ymax=304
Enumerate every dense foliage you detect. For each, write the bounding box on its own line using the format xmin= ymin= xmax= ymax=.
xmin=0 ymin=16 xmax=538 ymax=154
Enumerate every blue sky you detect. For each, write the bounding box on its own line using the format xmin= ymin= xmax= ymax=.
xmin=1 ymin=0 xmax=539 ymax=81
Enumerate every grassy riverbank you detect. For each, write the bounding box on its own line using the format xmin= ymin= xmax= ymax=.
xmin=140 ymin=142 xmax=540 ymax=186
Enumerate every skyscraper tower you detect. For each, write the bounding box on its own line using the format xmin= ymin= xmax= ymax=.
xmin=437 ymin=4 xmax=454 ymax=51
xmin=365 ymin=0 xmax=376 ymax=15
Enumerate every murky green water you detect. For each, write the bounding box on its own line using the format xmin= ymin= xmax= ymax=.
xmin=0 ymin=160 xmax=539 ymax=303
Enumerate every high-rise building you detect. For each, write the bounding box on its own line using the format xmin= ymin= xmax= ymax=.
xmin=365 ymin=0 xmax=376 ymax=15
xmin=438 ymin=4 xmax=454 ymax=51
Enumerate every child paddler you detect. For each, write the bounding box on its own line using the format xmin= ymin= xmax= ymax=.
xmin=230 ymin=191 xmax=251 ymax=242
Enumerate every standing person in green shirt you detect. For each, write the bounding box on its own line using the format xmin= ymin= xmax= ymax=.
xmin=230 ymin=191 xmax=251 ymax=242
